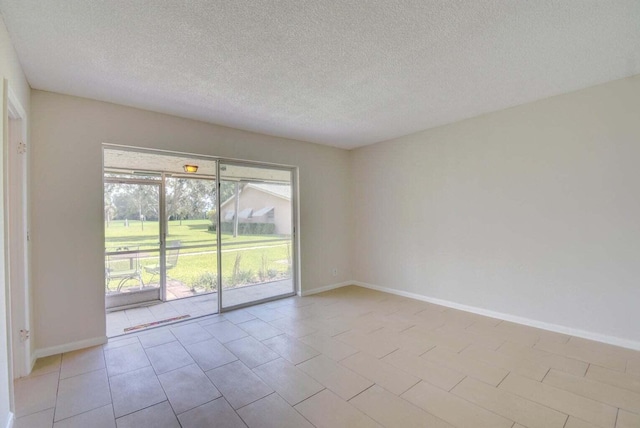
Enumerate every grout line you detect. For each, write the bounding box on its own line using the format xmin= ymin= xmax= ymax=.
xmin=234 ymin=392 xmax=278 ymax=412
xmin=174 ymin=396 xmax=227 ymax=418
xmin=58 ymin=365 xmax=107 ymax=382
xmin=250 ymin=355 xmax=282 ymax=370
xmin=103 ymin=344 xmax=114 ymax=413
xmin=292 ymin=387 xmax=326 ymax=407
xmin=52 ymin=364 xmax=62 ymax=424
xmin=378 ymin=347 xmax=400 ymax=360
xmin=107 ymin=377 xmax=117 ymax=423
xmin=368 ymin=326 xmax=384 ymax=334
xmin=448 ymin=374 xmax=467 ymax=392
xmin=398 ymin=378 xmax=422 ymax=396
xmin=457 ymin=343 xmax=471 ymax=354
xmin=293 ymin=393 xmax=326 ymax=427
xmin=382 ymin=348 xmax=401 ymax=360
xmin=346 ymin=383 xmax=376 ymax=402
xmin=448 ymin=378 xmax=522 ymax=425
xmin=398 ymin=323 xmax=417 ymax=333
xmin=293 ymin=352 xmax=320 ymax=366
xmin=495 ymin=372 xmax=509 ymax=388
xmin=51 ymin=402 xmax=115 ymax=424
xmin=418 ymin=344 xmax=437 ymax=357
xmin=156 ymin=400 xmax=180 ymax=421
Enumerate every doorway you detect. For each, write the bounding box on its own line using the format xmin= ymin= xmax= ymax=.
xmin=103 ymin=147 xmax=298 ymax=336
xmin=5 ymin=85 xmax=31 ymax=379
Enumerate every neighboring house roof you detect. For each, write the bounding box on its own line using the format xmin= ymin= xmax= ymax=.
xmin=253 ymin=206 xmax=274 ymax=217
xmin=248 ymin=183 xmax=291 ymax=200
xmin=220 ymin=183 xmax=291 ymax=209
xmin=237 ymin=208 xmax=253 ymax=219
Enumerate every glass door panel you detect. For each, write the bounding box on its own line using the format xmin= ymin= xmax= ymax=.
xmin=104 ymin=180 xmax=161 ymax=309
xmin=164 ymin=176 xmax=218 ymax=307
xmin=219 ymin=163 xmax=295 ymax=309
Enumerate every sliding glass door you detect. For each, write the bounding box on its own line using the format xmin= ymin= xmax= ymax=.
xmin=218 ymin=162 xmax=296 ymax=309
xmin=104 ymin=147 xmax=297 ymax=319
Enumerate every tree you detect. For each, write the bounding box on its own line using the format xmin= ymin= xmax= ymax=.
xmin=104 ymin=198 xmax=117 ymax=227
xmin=105 ymin=176 xmax=231 ymax=228
xmin=165 ymin=177 xmax=188 ymax=226
xmin=131 ymin=184 xmax=159 ymax=229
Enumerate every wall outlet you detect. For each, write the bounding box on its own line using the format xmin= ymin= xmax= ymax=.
xmin=331 ymin=268 xmax=338 ymax=277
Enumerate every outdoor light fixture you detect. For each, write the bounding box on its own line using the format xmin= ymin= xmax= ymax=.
xmin=183 ymin=164 xmax=199 ymax=173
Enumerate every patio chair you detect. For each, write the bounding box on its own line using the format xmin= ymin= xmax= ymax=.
xmin=105 ymin=246 xmax=144 ymax=292
xmin=143 ymin=240 xmax=181 ymax=284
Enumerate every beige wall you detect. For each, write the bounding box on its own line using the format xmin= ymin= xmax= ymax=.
xmin=30 ymin=90 xmax=352 ymax=352
xmin=0 ymin=14 xmax=30 ymax=425
xmin=352 ymin=75 xmax=640 ymax=346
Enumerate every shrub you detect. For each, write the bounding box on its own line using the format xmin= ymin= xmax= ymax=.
xmin=209 ymin=222 xmax=275 ymax=234
xmin=235 ymin=269 xmax=255 ymax=284
xmin=192 ymin=271 xmax=217 ymax=291
xmin=259 ymin=253 xmax=269 ymax=281
xmin=231 ymin=252 xmax=242 ymax=284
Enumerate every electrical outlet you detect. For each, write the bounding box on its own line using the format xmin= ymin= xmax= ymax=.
xmin=332 ymin=268 xmax=338 ymax=277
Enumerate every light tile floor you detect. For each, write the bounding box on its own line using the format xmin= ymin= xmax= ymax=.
xmin=106 ymin=279 xmax=293 ymax=337
xmin=15 ymin=285 xmax=640 ymax=427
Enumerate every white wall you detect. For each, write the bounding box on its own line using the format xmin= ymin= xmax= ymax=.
xmin=0 ymin=13 xmax=31 ymax=427
xmin=352 ymin=75 xmax=640 ymax=346
xmin=30 ymin=90 xmax=352 ymax=352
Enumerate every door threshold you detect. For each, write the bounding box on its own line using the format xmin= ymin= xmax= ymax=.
xmin=106 ymin=299 xmax=163 ymax=313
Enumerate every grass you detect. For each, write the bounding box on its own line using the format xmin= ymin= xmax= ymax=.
xmin=105 ymin=219 xmax=281 ymax=251
xmin=105 ymin=219 xmax=292 ymax=291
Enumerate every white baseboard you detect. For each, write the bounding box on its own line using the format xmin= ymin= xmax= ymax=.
xmin=34 ymin=336 xmax=108 ymax=359
xmin=5 ymin=412 xmax=13 ymax=428
xmin=30 ymin=351 xmax=37 ymax=373
xmin=300 ymin=281 xmax=353 ymax=297
xmin=353 ymin=281 xmax=640 ymax=351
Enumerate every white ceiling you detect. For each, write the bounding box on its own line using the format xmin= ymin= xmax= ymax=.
xmin=1 ymin=1 xmax=639 ymax=149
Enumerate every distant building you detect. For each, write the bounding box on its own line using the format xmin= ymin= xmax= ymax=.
xmin=220 ymin=183 xmax=292 ymax=235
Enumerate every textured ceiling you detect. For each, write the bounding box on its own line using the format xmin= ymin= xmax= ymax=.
xmin=1 ymin=1 xmax=639 ymax=149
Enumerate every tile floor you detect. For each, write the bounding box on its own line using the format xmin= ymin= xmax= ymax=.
xmin=106 ymin=279 xmax=294 ymax=337
xmin=15 ymin=285 xmax=640 ymax=428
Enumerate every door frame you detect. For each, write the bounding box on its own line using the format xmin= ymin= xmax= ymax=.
xmin=217 ymin=159 xmax=298 ymax=312
xmin=103 ymin=177 xmax=163 ymax=307
xmin=102 ymin=144 xmax=301 ymax=316
xmin=4 ymin=83 xmax=31 ymax=379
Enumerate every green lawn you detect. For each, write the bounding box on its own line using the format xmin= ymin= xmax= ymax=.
xmin=105 ymin=219 xmax=282 ymax=251
xmin=105 ymin=219 xmax=292 ymax=291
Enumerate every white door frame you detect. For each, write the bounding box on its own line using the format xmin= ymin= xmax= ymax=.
xmin=5 ymin=85 xmax=31 ymax=378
